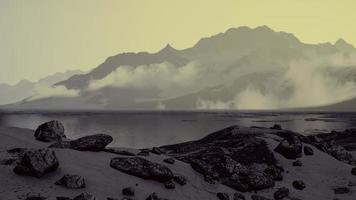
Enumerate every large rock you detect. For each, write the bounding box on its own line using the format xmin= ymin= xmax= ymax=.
xmin=13 ymin=148 xmax=59 ymax=177
xmin=274 ymin=136 xmax=302 ymax=159
xmin=70 ymin=134 xmax=113 ymax=151
xmin=160 ymin=126 xmax=280 ymax=192
xmin=55 ymin=174 xmax=86 ymax=189
xmin=110 ymin=157 xmax=173 ymax=183
xmin=34 ymin=120 xmax=66 ymax=142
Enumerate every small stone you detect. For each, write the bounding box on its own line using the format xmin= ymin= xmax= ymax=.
xmin=173 ymin=175 xmax=187 ymax=185
xmin=334 ymin=187 xmax=350 ymax=194
xmin=163 ymin=158 xmax=175 ymax=165
xmin=292 ymin=160 xmax=302 ymax=167
xmin=164 ymin=180 xmax=175 ymax=189
xmin=351 ymin=167 xmax=356 ymax=175
xmin=292 ymin=180 xmax=305 ymax=190
xmin=304 ymin=146 xmax=314 ymax=156
xmin=274 ymin=187 xmax=289 ymax=199
xmin=233 ymin=193 xmax=245 ymax=200
xmin=122 ymin=187 xmax=135 ymax=196
xmin=217 ymin=192 xmax=230 ymax=200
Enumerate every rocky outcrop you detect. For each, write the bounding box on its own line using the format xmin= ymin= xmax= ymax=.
xmin=160 ymin=126 xmax=281 ymax=192
xmin=110 ymin=157 xmax=173 ymax=183
xmin=307 ymin=135 xmax=356 ymax=165
xmin=13 ymin=148 xmax=59 ymax=177
xmin=274 ymin=135 xmax=302 ymax=159
xmin=34 ymin=120 xmax=66 ymax=142
xmin=55 ymin=174 xmax=86 ymax=189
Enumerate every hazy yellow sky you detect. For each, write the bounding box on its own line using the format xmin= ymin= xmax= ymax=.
xmin=1 ymin=0 xmax=355 ymax=84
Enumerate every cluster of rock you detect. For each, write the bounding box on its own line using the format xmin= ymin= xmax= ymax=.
xmin=160 ymin=126 xmax=282 ymax=192
xmin=306 ymin=129 xmax=356 ymax=165
xmin=7 ymin=120 xmax=356 ymax=200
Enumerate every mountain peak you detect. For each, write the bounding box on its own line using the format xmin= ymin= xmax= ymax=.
xmin=159 ymin=44 xmax=177 ymax=54
xmin=334 ymin=38 xmax=355 ymax=52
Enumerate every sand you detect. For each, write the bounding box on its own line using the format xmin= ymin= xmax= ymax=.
xmin=0 ymin=126 xmax=355 ymax=200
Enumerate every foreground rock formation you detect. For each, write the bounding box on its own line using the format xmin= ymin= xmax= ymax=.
xmin=0 ymin=122 xmax=356 ymax=200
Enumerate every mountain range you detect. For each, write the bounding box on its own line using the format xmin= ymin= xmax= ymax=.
xmin=2 ymin=26 xmax=356 ymax=111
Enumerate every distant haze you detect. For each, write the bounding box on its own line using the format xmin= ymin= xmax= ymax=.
xmin=1 ymin=0 xmax=356 ymax=84
xmin=3 ymin=26 xmax=356 ymax=111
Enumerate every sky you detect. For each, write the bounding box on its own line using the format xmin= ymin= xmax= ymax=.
xmin=0 ymin=0 xmax=355 ymax=84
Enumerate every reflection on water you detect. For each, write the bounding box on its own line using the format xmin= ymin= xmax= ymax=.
xmin=0 ymin=111 xmax=355 ymax=148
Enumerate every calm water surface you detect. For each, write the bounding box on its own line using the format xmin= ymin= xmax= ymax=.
xmin=0 ymin=111 xmax=356 ymax=148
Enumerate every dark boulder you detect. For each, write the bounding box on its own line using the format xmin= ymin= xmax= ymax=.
xmin=163 ymin=158 xmax=175 ymax=165
xmin=304 ymin=146 xmax=314 ymax=155
xmin=292 ymin=180 xmax=305 ymax=190
xmin=251 ymin=195 xmax=271 ymax=200
xmin=13 ymin=148 xmax=59 ymax=177
xmin=334 ymin=187 xmax=350 ymax=194
xmin=274 ymin=187 xmax=289 ymax=199
xmin=110 ymin=157 xmax=173 ymax=183
xmin=70 ymin=134 xmax=113 ymax=151
xmin=274 ymin=136 xmax=302 ymax=159
xmin=217 ymin=192 xmax=230 ymax=200
xmin=233 ymin=193 xmax=245 ymax=200
xmin=164 ymin=180 xmax=175 ymax=189
xmin=73 ymin=193 xmax=96 ymax=200
xmin=34 ymin=120 xmax=66 ymax=142
xmin=173 ymin=175 xmax=187 ymax=185
xmin=55 ymin=174 xmax=86 ymax=189
xmin=122 ymin=187 xmax=135 ymax=196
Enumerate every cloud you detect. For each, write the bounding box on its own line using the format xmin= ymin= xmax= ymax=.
xmin=86 ymin=52 xmax=356 ymax=110
xmin=29 ymin=84 xmax=79 ymax=101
